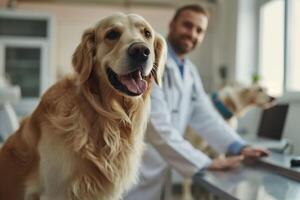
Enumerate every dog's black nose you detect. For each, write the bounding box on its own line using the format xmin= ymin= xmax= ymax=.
xmin=128 ymin=42 xmax=150 ymax=62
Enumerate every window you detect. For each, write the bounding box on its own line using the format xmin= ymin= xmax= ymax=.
xmin=259 ymin=0 xmax=300 ymax=96
xmin=5 ymin=47 xmax=41 ymax=97
xmin=0 ymin=11 xmax=53 ymax=116
xmin=259 ymin=0 xmax=284 ymax=96
xmin=0 ymin=18 xmax=48 ymax=38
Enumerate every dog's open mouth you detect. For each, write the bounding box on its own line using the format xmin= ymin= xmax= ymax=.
xmin=107 ymin=68 xmax=148 ymax=96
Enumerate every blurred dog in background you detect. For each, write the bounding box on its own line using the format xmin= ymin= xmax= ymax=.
xmin=211 ymin=82 xmax=276 ymax=128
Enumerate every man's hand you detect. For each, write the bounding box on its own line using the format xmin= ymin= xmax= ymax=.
xmin=240 ymin=146 xmax=270 ymax=158
xmin=207 ymin=155 xmax=244 ymax=171
xmin=207 ymin=147 xmax=269 ymax=171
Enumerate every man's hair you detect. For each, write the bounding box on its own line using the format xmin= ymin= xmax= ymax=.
xmin=172 ymin=4 xmax=209 ymax=21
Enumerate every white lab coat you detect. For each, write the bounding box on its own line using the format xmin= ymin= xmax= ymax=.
xmin=124 ymin=53 xmax=245 ymax=200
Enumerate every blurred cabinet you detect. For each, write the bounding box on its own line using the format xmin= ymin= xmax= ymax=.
xmin=0 ymin=10 xmax=54 ymax=116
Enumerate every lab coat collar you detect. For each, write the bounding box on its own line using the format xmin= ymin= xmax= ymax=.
xmin=166 ymin=54 xmax=184 ymax=91
xmin=167 ymin=43 xmax=186 ymax=69
xmin=165 ymin=44 xmax=193 ymax=92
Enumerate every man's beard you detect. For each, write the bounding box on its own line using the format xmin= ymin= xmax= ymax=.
xmin=169 ymin=35 xmax=196 ymax=55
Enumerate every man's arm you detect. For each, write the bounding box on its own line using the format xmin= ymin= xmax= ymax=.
xmin=188 ymin=72 xmax=245 ymax=154
xmin=188 ymin=65 xmax=269 ymax=158
xmin=146 ymin=83 xmax=212 ymax=178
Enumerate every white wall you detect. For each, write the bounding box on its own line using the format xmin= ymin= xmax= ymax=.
xmin=235 ymin=0 xmax=259 ymax=84
xmin=189 ymin=0 xmax=247 ymax=92
xmin=210 ymin=0 xmax=239 ymax=90
xmin=189 ymin=4 xmax=217 ymax=91
xmin=211 ymin=0 xmax=264 ymax=89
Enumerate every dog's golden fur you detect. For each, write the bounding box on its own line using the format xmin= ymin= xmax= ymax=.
xmin=0 ymin=13 xmax=166 ymax=200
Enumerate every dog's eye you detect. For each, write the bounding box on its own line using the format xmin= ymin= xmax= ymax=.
xmin=144 ymin=29 xmax=152 ymax=39
xmin=105 ymin=30 xmax=121 ymax=40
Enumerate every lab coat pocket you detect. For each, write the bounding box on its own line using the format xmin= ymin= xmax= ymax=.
xmin=170 ymin=90 xmax=181 ymax=114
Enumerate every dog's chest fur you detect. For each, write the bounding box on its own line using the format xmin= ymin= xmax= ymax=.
xmin=32 ymin=120 xmax=147 ymax=200
xmin=25 ymin=80 xmax=150 ymax=200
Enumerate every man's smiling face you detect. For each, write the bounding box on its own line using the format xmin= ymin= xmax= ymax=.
xmin=168 ymin=10 xmax=208 ymax=57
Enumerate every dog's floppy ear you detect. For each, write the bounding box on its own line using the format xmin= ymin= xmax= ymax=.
xmin=72 ymin=28 xmax=96 ymax=84
xmin=153 ymin=33 xmax=167 ymax=86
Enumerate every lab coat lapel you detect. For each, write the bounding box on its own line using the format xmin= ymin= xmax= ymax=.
xmin=183 ymin=60 xmax=194 ymax=94
xmin=166 ymin=57 xmax=184 ymax=92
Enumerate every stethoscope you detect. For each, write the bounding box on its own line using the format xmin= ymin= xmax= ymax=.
xmin=163 ymin=67 xmax=198 ymax=114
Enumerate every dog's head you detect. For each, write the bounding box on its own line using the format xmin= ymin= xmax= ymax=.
xmin=224 ymin=83 xmax=276 ymax=110
xmin=218 ymin=83 xmax=276 ymax=118
xmin=72 ymin=13 xmax=166 ymax=97
xmin=245 ymin=84 xmax=276 ymax=109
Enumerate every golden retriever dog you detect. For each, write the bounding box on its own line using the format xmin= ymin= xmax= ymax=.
xmin=211 ymin=82 xmax=276 ymax=128
xmin=0 ymin=13 xmax=166 ymax=200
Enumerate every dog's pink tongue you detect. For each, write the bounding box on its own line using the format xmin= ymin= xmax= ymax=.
xmin=119 ymin=71 xmax=147 ymax=94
